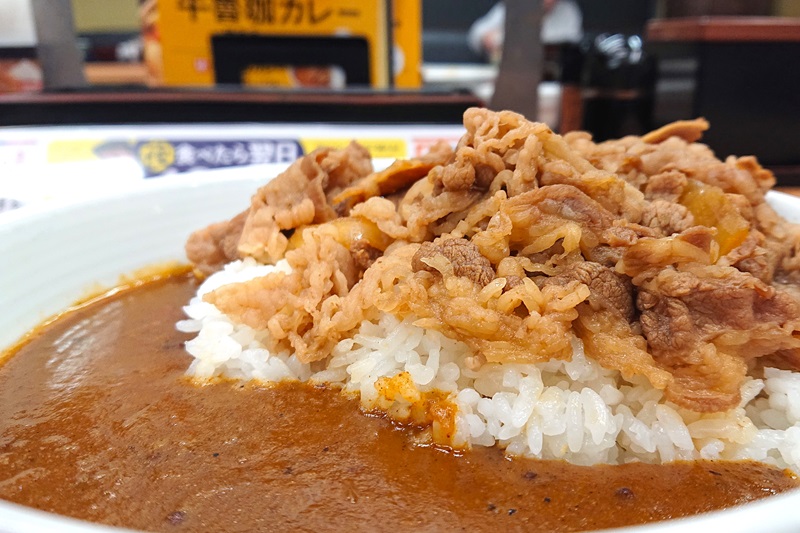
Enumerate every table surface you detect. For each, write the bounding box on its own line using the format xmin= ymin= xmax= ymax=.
xmin=647 ymin=16 xmax=800 ymax=42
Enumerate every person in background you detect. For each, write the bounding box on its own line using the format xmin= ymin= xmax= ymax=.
xmin=468 ymin=0 xmax=583 ymax=62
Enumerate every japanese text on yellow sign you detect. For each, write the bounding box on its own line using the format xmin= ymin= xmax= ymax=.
xmin=152 ymin=0 xmax=419 ymax=88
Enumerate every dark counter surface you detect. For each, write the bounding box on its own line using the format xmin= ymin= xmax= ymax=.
xmin=0 ymin=88 xmax=484 ymax=126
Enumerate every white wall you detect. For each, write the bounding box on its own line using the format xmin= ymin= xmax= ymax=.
xmin=0 ymin=0 xmax=37 ymax=46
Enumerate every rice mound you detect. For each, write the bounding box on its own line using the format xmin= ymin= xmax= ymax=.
xmin=178 ymin=258 xmax=800 ymax=470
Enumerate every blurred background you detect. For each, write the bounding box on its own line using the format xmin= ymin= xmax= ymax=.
xmin=1 ymin=0 xmax=799 ymax=211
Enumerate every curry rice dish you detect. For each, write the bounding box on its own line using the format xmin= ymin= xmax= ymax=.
xmin=1 ymin=108 xmax=800 ymax=531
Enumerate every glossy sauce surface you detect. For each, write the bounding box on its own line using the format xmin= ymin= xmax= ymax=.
xmin=0 ymin=274 xmax=797 ymax=532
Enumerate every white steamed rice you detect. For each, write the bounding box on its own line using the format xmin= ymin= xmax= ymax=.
xmin=177 ymin=258 xmax=800 ymax=470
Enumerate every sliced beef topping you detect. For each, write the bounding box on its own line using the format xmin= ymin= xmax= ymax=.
xmin=350 ymin=241 xmax=382 ymax=273
xmin=640 ymin=200 xmax=694 ymax=236
xmin=332 ymin=142 xmax=454 ymax=212
xmin=638 ymin=264 xmax=800 ymax=363
xmin=185 ymin=142 xmax=373 ymax=273
xmin=502 ymin=275 xmax=525 ymax=292
xmin=616 ymin=226 xmax=716 ymax=281
xmin=540 ymin=262 xmax=634 ymax=322
xmin=633 ymin=263 xmax=800 ymax=411
xmin=188 ymin=108 xmax=800 ymax=414
xmin=643 ymin=171 xmax=688 ymax=202
xmin=412 ymin=239 xmax=495 ymax=287
xmin=532 ymin=184 xmax=615 ymax=233
xmin=185 ymin=210 xmax=247 ymax=276
xmin=641 ymin=118 xmax=709 ymax=144
xmin=437 ymin=155 xmax=478 ymax=191
xmin=238 ymin=142 xmax=373 ymax=263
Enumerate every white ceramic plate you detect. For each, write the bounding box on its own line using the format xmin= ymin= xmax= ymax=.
xmin=1 ymin=176 xmax=799 ymax=533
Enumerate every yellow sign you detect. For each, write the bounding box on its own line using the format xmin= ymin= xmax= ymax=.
xmin=149 ymin=0 xmax=420 ymax=88
xmin=300 ymin=138 xmax=407 ymax=159
xmin=47 ymin=140 xmax=105 ymax=163
xmin=242 ymin=66 xmax=294 ymax=88
xmin=393 ymin=0 xmax=422 ymax=88
xmin=47 ymin=140 xmax=136 ymax=163
xmin=242 ymin=65 xmax=345 ymax=89
xmin=139 ymin=141 xmax=176 ymax=174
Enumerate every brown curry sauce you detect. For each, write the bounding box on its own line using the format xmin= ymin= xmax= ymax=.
xmin=0 ymin=274 xmax=797 ymax=532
